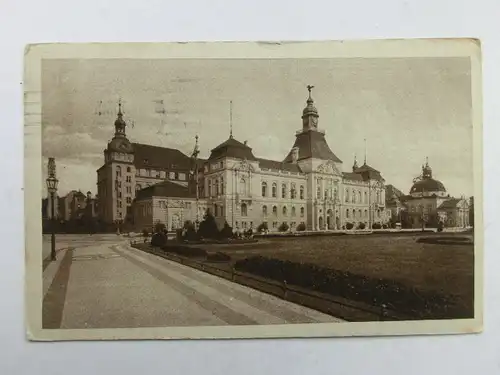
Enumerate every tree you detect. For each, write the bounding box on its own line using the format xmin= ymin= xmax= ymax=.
xmin=198 ymin=210 xmax=219 ymax=239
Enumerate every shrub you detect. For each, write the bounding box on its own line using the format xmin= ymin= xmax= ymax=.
xmin=154 ymin=221 xmax=166 ymax=234
xmin=357 ymin=222 xmax=366 ymax=230
xmin=142 ymin=229 xmax=149 ymax=237
xmin=151 ymin=232 xmax=167 ymax=247
xmin=382 ymin=224 xmax=388 ymax=229
xmin=257 ymin=222 xmax=268 ymax=233
xmin=296 ymin=223 xmax=306 ymax=231
xmin=278 ymin=222 xmax=289 ymax=232
xmin=207 ymin=252 xmax=231 ymax=262
xmin=372 ymin=222 xmax=382 ymax=229
xmin=198 ymin=210 xmax=219 ymax=239
xmin=164 ymin=245 xmax=207 ymax=258
xmin=219 ymin=221 xmax=233 ymax=239
xmin=345 ymin=222 xmax=354 ymax=230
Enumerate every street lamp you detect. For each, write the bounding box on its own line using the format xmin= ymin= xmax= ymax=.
xmin=46 ymin=158 xmax=59 ymax=261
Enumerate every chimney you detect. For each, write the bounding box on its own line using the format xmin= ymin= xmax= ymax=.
xmin=291 ymin=147 xmax=299 ymax=163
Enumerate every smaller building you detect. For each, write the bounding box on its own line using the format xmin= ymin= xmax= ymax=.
xmin=385 ymin=159 xmax=470 ymax=229
xmin=133 ymin=180 xmax=207 ymax=232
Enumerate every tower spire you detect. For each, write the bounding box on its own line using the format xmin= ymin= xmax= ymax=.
xmin=118 ymin=97 xmax=123 ymax=116
xmin=353 ymin=153 xmax=359 ymax=172
xmin=229 ymin=100 xmax=233 ymax=139
xmin=364 ymin=138 xmax=367 ymax=165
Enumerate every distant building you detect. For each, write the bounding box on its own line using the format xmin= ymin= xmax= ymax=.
xmin=385 ymin=160 xmax=470 ymax=228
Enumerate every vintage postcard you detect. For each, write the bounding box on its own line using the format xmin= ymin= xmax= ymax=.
xmin=24 ymin=39 xmax=483 ymax=341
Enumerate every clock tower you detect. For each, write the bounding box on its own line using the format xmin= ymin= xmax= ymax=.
xmin=97 ymin=100 xmax=136 ymax=227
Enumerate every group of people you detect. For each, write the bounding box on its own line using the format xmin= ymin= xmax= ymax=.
xmin=233 ymin=227 xmax=254 ymax=239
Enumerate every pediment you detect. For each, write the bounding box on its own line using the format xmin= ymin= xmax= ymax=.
xmin=316 ymin=161 xmax=342 ymax=176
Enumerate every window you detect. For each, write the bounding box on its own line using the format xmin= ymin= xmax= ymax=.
xmin=300 ymin=207 xmax=305 ymax=217
xmin=364 ymin=209 xmax=368 ymax=218
xmin=169 ymin=172 xmax=175 ymax=179
xmin=160 ymin=171 xmax=166 ymax=178
xmin=179 ymin=173 xmax=186 ymax=181
xmin=346 ymin=209 xmax=350 ymax=218
xmin=126 ymin=186 xmax=131 ymax=193
xmin=352 ymin=189 xmax=355 ymax=203
xmin=282 ymin=184 xmax=287 ymax=199
xmin=215 ymin=179 xmax=219 ymax=195
xmin=358 ymin=191 xmax=362 ymax=203
xmin=345 ymin=189 xmax=349 ymax=202
xmin=126 ymin=197 xmax=132 ymax=204
xmin=291 ymin=183 xmax=296 ymax=199
xmin=262 ymin=182 xmax=268 ymax=197
xmin=263 ymin=205 xmax=268 ymax=216
xmin=364 ymin=191 xmax=368 ymax=203
xmin=240 ymin=178 xmax=247 ymax=195
xmin=156 ymin=170 xmax=161 ymax=178
xmin=272 ymin=183 xmax=277 ymax=198
xmin=127 ymin=167 xmax=131 ymax=173
xmin=146 ymin=169 xmax=151 ymax=177
xmin=220 ymin=177 xmax=224 ymax=195
xmin=208 ymin=180 xmax=212 ymax=197
xmin=118 ymin=192 xmax=122 ymax=198
xmin=300 ymin=185 xmax=304 ymax=199
xmin=291 ymin=206 xmax=296 ymax=217
xmin=272 ymin=205 xmax=278 ymax=216
xmin=214 ymin=204 xmax=218 ymax=217
xmin=358 ymin=209 xmax=362 ymax=218
xmin=334 ymin=188 xmax=338 ymax=200
xmin=126 ymin=176 xmax=131 ymax=183
xmin=283 ymin=206 xmax=287 ymax=216
xmin=117 ymin=200 xmax=122 ymax=208
xmin=219 ymin=161 xmax=224 ymax=169
xmin=220 ymin=206 xmax=224 ymax=217
xmin=241 ymin=203 xmax=248 ymax=216
xmin=317 ymin=186 xmax=321 ymax=199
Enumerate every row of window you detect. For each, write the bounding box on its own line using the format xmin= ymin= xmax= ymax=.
xmin=262 ymin=204 xmax=305 ymax=217
xmin=262 ymin=182 xmax=304 ymax=199
xmin=345 ymin=208 xmax=382 ymax=219
xmin=344 ymin=189 xmax=384 ymax=204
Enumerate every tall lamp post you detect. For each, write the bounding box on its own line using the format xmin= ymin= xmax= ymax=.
xmin=46 ymin=157 xmax=59 ymax=261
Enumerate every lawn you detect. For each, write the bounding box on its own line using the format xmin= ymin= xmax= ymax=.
xmin=206 ymin=233 xmax=474 ymax=308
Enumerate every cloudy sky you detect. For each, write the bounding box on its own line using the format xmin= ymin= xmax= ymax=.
xmin=41 ymin=57 xmax=473 ymax=198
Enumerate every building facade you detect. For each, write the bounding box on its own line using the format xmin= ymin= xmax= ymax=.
xmin=386 ymin=160 xmax=470 ymax=229
xmin=127 ymin=88 xmax=391 ymax=232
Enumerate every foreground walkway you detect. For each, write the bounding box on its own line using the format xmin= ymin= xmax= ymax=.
xmin=42 ymin=237 xmax=342 ymax=329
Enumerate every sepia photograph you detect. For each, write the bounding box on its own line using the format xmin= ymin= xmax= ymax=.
xmin=24 ymin=39 xmax=483 ymax=340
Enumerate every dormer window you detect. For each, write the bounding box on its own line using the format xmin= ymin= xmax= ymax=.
xmin=143 ymin=159 xmax=149 ymax=164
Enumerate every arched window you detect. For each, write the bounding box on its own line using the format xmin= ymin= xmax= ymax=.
xmin=116 ymin=166 xmax=122 ymax=177
xmin=364 ymin=191 xmax=368 ymax=203
xmin=317 ymin=186 xmax=321 ymax=199
xmin=283 ymin=206 xmax=287 ymax=216
xmin=214 ymin=204 xmax=218 ymax=217
xmin=291 ymin=183 xmax=296 ymax=199
xmin=358 ymin=209 xmax=362 ymax=218
xmin=215 ymin=179 xmax=219 ymax=196
xmin=240 ymin=178 xmax=246 ymax=195
xmin=300 ymin=207 xmax=305 ymax=217
xmin=282 ymin=184 xmax=287 ymax=199
xmin=346 ymin=209 xmax=350 ymax=218
xmin=352 ymin=189 xmax=356 ymax=203
xmin=208 ymin=180 xmax=212 ymax=197
xmin=377 ymin=191 xmax=381 ymax=204
xmin=241 ymin=203 xmax=248 ymax=216
xmin=291 ymin=206 xmax=296 ymax=217
xmin=334 ymin=188 xmax=338 ymax=200
xmin=324 ymin=188 xmax=328 ymax=199
xmin=358 ymin=191 xmax=362 ymax=203
xmin=272 ymin=205 xmax=278 ymax=216
xmin=126 ymin=166 xmax=131 ymax=173
xmin=262 ymin=182 xmax=267 ymax=197
xmin=345 ymin=189 xmax=349 ymax=202
xmin=300 ymin=185 xmax=305 ymax=199
xmin=364 ymin=209 xmax=368 ymax=218
xmin=220 ymin=177 xmax=224 ymax=195
xmin=262 ymin=205 xmax=268 ymax=216
xmin=272 ymin=183 xmax=277 ymax=198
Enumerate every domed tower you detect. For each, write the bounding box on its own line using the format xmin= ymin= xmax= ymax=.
xmin=410 ymin=158 xmax=447 ymax=197
xmin=97 ymin=99 xmax=136 ymax=226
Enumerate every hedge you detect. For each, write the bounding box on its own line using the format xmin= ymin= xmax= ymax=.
xmin=234 ymin=256 xmax=469 ymax=319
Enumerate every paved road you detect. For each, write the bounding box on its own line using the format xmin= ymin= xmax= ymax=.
xmin=42 ymin=235 xmax=343 ymax=329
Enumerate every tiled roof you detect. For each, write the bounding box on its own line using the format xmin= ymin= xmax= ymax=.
xmin=132 ymin=143 xmax=192 ymax=170
xmin=342 ymin=172 xmax=364 ymax=181
xmin=135 ymin=180 xmax=197 ymax=200
xmin=437 ymin=198 xmax=461 ymax=210
xmin=353 ymin=163 xmax=384 ymax=181
xmin=208 ymin=137 xmax=257 ymax=160
xmin=386 ymin=184 xmax=404 ymax=198
xmin=257 ymin=158 xmax=302 ymax=173
xmin=283 ymin=130 xmax=342 ymax=163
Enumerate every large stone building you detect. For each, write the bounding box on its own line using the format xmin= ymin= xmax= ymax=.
xmin=385 ymin=160 xmax=471 ymax=228
xmin=101 ymin=88 xmax=392 ymax=232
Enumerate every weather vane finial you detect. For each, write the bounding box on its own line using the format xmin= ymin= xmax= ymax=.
xmin=118 ymin=97 xmax=123 ymax=116
xmin=307 ymin=85 xmax=314 ymax=98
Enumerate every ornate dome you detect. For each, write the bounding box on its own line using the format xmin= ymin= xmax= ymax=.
xmin=409 ymin=159 xmax=446 ymax=195
xmin=410 ymin=178 xmax=446 ymax=194
xmin=302 ymin=96 xmax=318 ymax=117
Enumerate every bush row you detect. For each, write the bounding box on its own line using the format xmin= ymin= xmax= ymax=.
xmin=234 ymin=256 xmax=469 ymax=319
